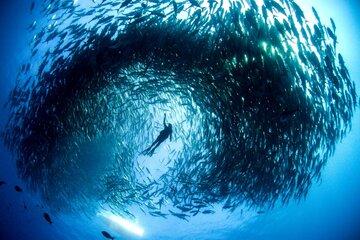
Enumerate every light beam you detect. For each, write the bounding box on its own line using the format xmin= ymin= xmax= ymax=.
xmin=98 ymin=211 xmax=145 ymax=237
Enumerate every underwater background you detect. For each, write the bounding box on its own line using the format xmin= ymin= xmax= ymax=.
xmin=0 ymin=0 xmax=359 ymax=239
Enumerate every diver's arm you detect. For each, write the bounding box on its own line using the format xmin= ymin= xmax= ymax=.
xmin=163 ymin=114 xmax=167 ymax=127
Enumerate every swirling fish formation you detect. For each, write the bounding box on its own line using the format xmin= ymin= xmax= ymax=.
xmin=2 ymin=0 xmax=357 ymax=220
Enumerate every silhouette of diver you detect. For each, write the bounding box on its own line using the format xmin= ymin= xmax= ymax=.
xmin=142 ymin=114 xmax=172 ymax=156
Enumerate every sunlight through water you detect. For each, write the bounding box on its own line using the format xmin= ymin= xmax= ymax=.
xmin=98 ymin=210 xmax=145 ymax=237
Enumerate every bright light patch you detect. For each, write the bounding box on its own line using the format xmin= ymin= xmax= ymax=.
xmin=98 ymin=211 xmax=145 ymax=237
xmin=222 ymin=0 xmax=231 ymax=11
xmin=262 ymin=41 xmax=268 ymax=51
xmin=255 ymin=0 xmax=264 ymax=6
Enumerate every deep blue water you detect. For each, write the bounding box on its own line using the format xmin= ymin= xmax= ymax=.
xmin=0 ymin=0 xmax=360 ymax=239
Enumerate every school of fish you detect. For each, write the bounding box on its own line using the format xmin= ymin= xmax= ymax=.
xmin=1 ymin=0 xmax=357 ymax=221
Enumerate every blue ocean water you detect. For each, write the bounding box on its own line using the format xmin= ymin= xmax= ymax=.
xmin=0 ymin=0 xmax=359 ymax=239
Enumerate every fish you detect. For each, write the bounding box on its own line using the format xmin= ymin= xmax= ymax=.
xmin=14 ymin=185 xmax=23 ymax=192
xmin=43 ymin=213 xmax=53 ymax=224
xmin=202 ymin=209 xmax=215 ymax=214
xmin=151 ymin=10 xmax=166 ymax=18
xmin=0 ymin=181 xmax=6 ymax=186
xmin=191 ymin=209 xmax=200 ymax=216
xmin=30 ymin=1 xmax=35 ymax=13
xmin=189 ymin=0 xmax=201 ymax=8
xmin=326 ymin=27 xmax=337 ymax=43
xmin=312 ymin=7 xmax=321 ymax=23
xmin=101 ymin=231 xmax=115 ymax=239
xmin=120 ymin=0 xmax=132 ymax=8
xmin=291 ymin=2 xmax=304 ymax=23
xmin=269 ymin=0 xmax=286 ymax=15
xmin=172 ymin=1 xmax=178 ymax=14
xmin=149 ymin=211 xmax=168 ymax=218
xmin=27 ymin=21 xmax=37 ymax=31
xmin=176 ymin=205 xmax=192 ymax=212
xmin=169 ymin=210 xmax=190 ymax=221
xmin=330 ymin=18 xmax=336 ymax=32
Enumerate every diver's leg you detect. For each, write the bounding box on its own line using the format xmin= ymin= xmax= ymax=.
xmin=148 ymin=139 xmax=163 ymax=156
xmin=154 ymin=140 xmax=163 ymax=150
xmin=142 ymin=144 xmax=154 ymax=154
xmin=143 ymin=142 xmax=158 ymax=155
xmin=148 ymin=148 xmax=155 ymax=157
xmin=148 ymin=143 xmax=160 ymax=156
xmin=142 ymin=135 xmax=162 ymax=155
xmin=150 ymin=138 xmax=160 ymax=148
xmin=147 ymin=138 xmax=160 ymax=151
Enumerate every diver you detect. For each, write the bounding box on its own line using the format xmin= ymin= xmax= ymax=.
xmin=142 ymin=114 xmax=172 ymax=156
